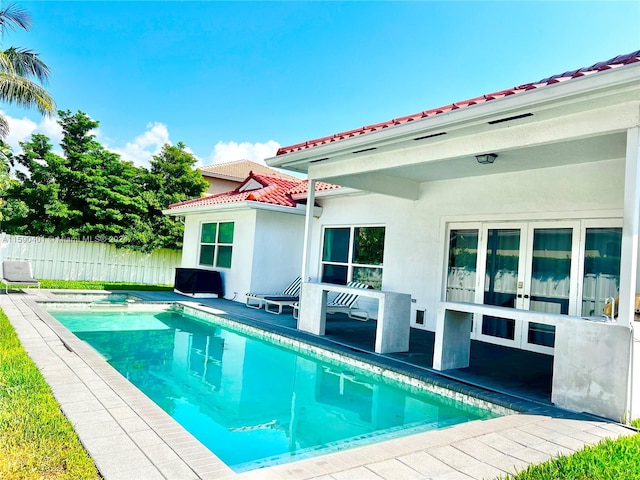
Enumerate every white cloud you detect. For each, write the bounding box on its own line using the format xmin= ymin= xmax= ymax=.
xmin=38 ymin=115 xmax=64 ymax=145
xmin=108 ymin=122 xmax=171 ymax=168
xmin=1 ymin=111 xmax=63 ymax=151
xmin=206 ymin=140 xmax=280 ymax=166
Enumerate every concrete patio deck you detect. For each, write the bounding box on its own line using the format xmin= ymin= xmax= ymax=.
xmin=2 ymin=289 xmax=636 ymax=480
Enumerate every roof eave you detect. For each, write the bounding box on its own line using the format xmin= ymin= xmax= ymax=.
xmin=200 ymin=171 xmax=244 ymax=182
xmin=267 ymin=62 xmax=640 ymax=171
xmin=163 ymin=200 xmax=309 ymax=217
xmin=290 ymin=186 xmax=358 ymax=201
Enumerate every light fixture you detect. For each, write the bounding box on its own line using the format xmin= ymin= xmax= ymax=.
xmin=476 ymin=153 xmax=497 ymax=165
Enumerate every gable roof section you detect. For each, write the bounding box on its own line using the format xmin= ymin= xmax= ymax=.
xmin=167 ymin=172 xmax=340 ymax=211
xmin=199 ymin=159 xmax=298 ymax=181
xmin=276 ymin=51 xmax=640 ymax=156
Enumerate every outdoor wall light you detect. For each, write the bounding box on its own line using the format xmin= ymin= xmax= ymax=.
xmin=476 ymin=153 xmax=498 ymax=165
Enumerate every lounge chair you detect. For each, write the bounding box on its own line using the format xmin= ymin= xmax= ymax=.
xmin=326 ymin=281 xmax=371 ymax=321
xmin=264 ymin=296 xmax=300 ymax=315
xmin=1 ymin=261 xmax=40 ymax=294
xmin=246 ymin=276 xmax=302 ymax=310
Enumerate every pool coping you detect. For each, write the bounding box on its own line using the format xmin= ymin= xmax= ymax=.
xmin=3 ymin=291 xmax=637 ymax=480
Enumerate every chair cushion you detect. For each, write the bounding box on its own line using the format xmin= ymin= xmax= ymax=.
xmin=2 ymin=261 xmax=37 ymax=282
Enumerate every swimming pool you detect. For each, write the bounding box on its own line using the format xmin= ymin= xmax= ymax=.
xmin=46 ymin=303 xmax=502 ymax=472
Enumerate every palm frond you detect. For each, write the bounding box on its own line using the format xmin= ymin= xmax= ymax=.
xmin=0 ymin=115 xmax=9 ymax=139
xmin=0 ymin=73 xmax=55 ymax=115
xmin=0 ymin=3 xmax=31 ymax=32
xmin=0 ymin=48 xmax=51 ymax=83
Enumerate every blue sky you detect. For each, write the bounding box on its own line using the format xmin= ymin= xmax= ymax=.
xmin=2 ymin=1 xmax=639 ymax=168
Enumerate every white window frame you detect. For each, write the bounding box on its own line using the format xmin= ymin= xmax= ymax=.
xmin=320 ymin=224 xmax=385 ymax=288
xmin=198 ymin=221 xmax=234 ymax=269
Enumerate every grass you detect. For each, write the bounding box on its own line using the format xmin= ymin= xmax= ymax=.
xmin=505 ymin=427 xmax=640 ymax=480
xmin=38 ymin=279 xmax=172 ymax=291
xmin=0 ymin=310 xmax=100 ymax=480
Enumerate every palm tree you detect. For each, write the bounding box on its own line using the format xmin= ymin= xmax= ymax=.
xmin=0 ymin=3 xmax=55 ymax=138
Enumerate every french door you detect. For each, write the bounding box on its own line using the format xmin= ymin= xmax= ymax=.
xmin=446 ymin=220 xmax=622 ymax=353
xmin=477 ymin=221 xmax=580 ymax=314
xmin=446 ymin=221 xmax=578 ymax=352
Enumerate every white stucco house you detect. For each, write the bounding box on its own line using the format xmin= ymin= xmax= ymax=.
xmin=167 ymin=51 xmax=640 ymax=422
xmin=265 ymin=51 xmax=640 ymax=422
xmin=165 ymin=171 xmax=339 ymax=301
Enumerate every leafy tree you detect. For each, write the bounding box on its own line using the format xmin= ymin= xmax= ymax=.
xmin=54 ymin=110 xmax=152 ymax=247
xmin=1 ymin=110 xmax=205 ymax=252
xmin=144 ymin=142 xmax=208 ymax=250
xmin=3 ymin=134 xmax=68 ymax=235
xmin=4 ymin=111 xmax=153 ymax=248
xmin=0 ymin=3 xmax=55 ymax=137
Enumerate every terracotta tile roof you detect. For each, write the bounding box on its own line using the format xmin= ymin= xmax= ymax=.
xmin=286 ymin=179 xmax=342 ymax=195
xmin=168 ymin=172 xmax=340 ymax=210
xmin=199 ymin=159 xmax=298 ymax=181
xmin=276 ymin=51 xmax=640 ymax=156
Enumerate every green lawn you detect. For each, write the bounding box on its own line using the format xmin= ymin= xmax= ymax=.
xmin=506 ymin=431 xmax=640 ymax=479
xmin=0 ymin=310 xmax=100 ymax=479
xmin=39 ymin=279 xmax=172 ymax=291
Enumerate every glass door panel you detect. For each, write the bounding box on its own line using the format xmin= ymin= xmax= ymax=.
xmin=484 ymin=229 xmax=521 ymax=308
xmin=581 ymin=227 xmax=622 ymax=318
xmin=527 ymin=228 xmax=573 ymax=315
xmin=482 ymin=228 xmax=522 ymax=341
xmin=446 ymin=229 xmax=479 ymax=303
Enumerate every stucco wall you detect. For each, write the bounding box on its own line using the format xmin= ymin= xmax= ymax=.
xmin=203 ymin=178 xmax=241 ymax=195
xmin=180 ymin=208 xmax=305 ymax=303
xmin=250 ymin=209 xmax=305 ymax=297
xmin=552 ymin=317 xmax=632 ymax=421
xmin=310 ymin=158 xmax=625 ymax=330
xmin=181 ymin=210 xmax=257 ymax=300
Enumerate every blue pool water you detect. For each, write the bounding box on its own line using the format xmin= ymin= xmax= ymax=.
xmin=49 ymin=292 xmax=139 ymax=304
xmin=49 ymin=305 xmax=499 ymax=471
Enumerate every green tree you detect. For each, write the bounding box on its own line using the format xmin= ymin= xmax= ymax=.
xmin=55 ymin=110 xmax=151 ymax=246
xmin=3 ymin=134 xmax=67 ymax=235
xmin=1 ymin=110 xmax=205 ymax=252
xmin=0 ymin=140 xmax=12 ymax=222
xmin=144 ymin=142 xmax=208 ymax=250
xmin=0 ymin=3 xmax=55 ymax=137
xmin=4 ymin=111 xmax=153 ymax=247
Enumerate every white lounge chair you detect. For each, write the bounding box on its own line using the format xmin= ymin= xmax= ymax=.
xmin=326 ymin=281 xmax=371 ymax=321
xmin=264 ymin=296 xmax=300 ymax=315
xmin=246 ymin=276 xmax=302 ymax=310
xmin=1 ymin=261 xmax=40 ymax=294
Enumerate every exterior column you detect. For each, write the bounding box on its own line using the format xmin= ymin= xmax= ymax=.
xmin=618 ymin=127 xmax=640 ymax=325
xmin=632 ymin=328 xmax=640 ymax=421
xmin=620 ymin=127 xmax=640 ymax=422
xmin=301 ymin=179 xmax=316 ymax=283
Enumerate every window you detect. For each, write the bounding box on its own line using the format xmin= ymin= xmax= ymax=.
xmin=321 ymin=226 xmax=385 ymax=289
xmin=581 ymin=227 xmax=622 ymax=317
xmin=199 ymin=222 xmax=234 ymax=268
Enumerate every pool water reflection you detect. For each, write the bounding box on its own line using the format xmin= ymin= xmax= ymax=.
xmin=49 ymin=306 xmax=498 ymax=471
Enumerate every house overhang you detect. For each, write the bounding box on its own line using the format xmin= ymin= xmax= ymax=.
xmin=162 ymin=201 xmax=322 ymax=218
xmin=267 ymin=63 xmax=640 ymax=200
xmin=199 ymin=171 xmax=243 ymax=182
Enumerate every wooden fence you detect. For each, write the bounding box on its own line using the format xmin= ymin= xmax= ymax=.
xmin=0 ymin=234 xmax=181 ymax=285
